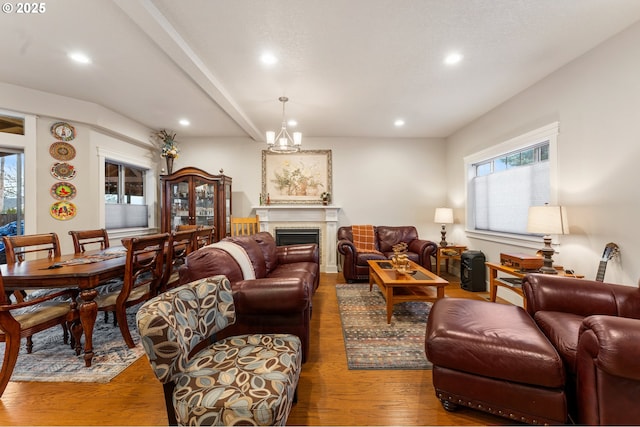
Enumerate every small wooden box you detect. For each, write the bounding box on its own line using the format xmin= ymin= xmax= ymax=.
xmin=500 ymin=252 xmax=543 ymax=270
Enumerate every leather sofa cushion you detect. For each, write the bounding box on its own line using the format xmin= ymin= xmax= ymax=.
xmin=253 ymin=232 xmax=279 ymax=274
xmin=377 ymin=226 xmax=418 ymax=252
xmin=225 ymin=235 xmax=267 ymax=278
xmin=182 ymin=247 xmax=244 ymax=283
xmin=534 ymin=311 xmax=583 ymax=374
xmin=427 ymin=298 xmax=565 ymax=388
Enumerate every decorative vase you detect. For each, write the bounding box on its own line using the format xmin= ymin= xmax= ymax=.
xmin=165 ymin=157 xmax=174 ymax=174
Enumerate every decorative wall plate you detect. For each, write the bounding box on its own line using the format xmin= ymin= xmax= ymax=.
xmin=50 ymin=182 xmax=77 ymax=200
xmin=51 ymin=162 xmax=76 ymax=180
xmin=49 ymin=142 xmax=76 ymax=161
xmin=50 ymin=122 xmax=76 ymax=141
xmin=50 ymin=201 xmax=77 ymax=220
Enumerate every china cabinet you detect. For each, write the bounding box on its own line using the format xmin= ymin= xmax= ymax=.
xmin=160 ymin=167 xmax=232 ymax=241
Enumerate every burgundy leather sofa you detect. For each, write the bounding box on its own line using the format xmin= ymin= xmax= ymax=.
xmin=426 ymin=273 xmax=640 ymax=425
xmin=337 ymin=225 xmax=437 ymax=282
xmin=178 ymin=231 xmax=319 ymax=362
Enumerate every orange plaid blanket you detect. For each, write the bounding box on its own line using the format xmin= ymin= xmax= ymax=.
xmin=352 ymin=225 xmax=381 ymax=254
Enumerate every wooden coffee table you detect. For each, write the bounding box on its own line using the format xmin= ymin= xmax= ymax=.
xmin=368 ymin=259 xmax=449 ymax=323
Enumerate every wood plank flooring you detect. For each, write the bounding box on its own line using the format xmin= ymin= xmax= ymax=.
xmin=0 ymin=272 xmax=508 ymax=426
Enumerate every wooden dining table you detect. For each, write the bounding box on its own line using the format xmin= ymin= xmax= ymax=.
xmin=0 ymin=248 xmax=128 ymax=367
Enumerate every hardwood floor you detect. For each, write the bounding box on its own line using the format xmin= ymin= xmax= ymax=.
xmin=0 ymin=272 xmax=508 ymax=426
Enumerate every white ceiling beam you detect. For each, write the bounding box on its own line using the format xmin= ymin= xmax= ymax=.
xmin=114 ymin=0 xmax=263 ymax=141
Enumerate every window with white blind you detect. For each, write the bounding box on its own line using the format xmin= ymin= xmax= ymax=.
xmin=465 ymin=122 xmax=559 ymax=242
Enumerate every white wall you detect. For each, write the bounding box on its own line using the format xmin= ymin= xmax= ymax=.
xmin=177 ymin=136 xmax=448 ymax=240
xmin=446 ymin=21 xmax=640 ymax=288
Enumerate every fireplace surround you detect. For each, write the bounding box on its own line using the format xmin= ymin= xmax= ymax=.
xmin=253 ymin=205 xmax=340 ymax=273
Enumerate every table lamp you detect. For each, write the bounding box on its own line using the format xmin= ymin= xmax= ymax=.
xmin=434 ymin=208 xmax=454 ymax=247
xmin=527 ymin=204 xmax=569 ymax=274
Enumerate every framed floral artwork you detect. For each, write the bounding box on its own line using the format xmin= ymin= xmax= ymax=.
xmin=262 ymin=149 xmax=332 ymax=204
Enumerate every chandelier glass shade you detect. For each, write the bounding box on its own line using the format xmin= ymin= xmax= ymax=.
xmin=266 ymin=96 xmax=302 ymax=153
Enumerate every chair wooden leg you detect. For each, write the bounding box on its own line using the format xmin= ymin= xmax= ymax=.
xmin=0 ymin=326 xmax=21 ymax=397
xmin=116 ymin=307 xmax=135 ymax=348
xmin=70 ymin=320 xmax=83 ymax=356
xmin=63 ymin=322 xmax=69 ymax=345
xmin=26 ymin=336 xmax=33 ymax=354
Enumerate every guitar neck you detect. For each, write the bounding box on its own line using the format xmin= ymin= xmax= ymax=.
xmin=595 ymin=260 xmax=608 ymax=282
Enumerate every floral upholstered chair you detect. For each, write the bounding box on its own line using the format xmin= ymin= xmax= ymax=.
xmin=136 ymin=275 xmax=302 ymax=426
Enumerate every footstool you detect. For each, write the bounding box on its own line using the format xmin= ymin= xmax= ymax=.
xmin=425 ymin=298 xmax=568 ymax=425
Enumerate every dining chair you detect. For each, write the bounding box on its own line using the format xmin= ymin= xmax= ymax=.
xmin=230 ymin=215 xmax=260 ymax=236
xmin=69 ymin=228 xmax=122 ymax=325
xmin=160 ymin=229 xmax=196 ymax=292
xmin=68 ymin=229 xmax=110 ymax=253
xmin=0 ymin=271 xmax=81 ymax=397
xmin=193 ymin=225 xmax=215 ymax=249
xmin=1 ymin=233 xmax=75 ymax=352
xmin=94 ymin=233 xmax=170 ymax=348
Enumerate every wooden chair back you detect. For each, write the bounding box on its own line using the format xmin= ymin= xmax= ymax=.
xmin=230 ymin=215 xmax=260 ymax=236
xmin=161 ymin=229 xmax=196 ymax=291
xmin=175 ymin=224 xmax=198 ymax=231
xmin=69 ymin=229 xmax=110 ymax=254
xmin=193 ymin=226 xmax=214 ymax=249
xmin=99 ymin=233 xmax=170 ymax=348
xmin=2 ymin=233 xmax=61 ymax=264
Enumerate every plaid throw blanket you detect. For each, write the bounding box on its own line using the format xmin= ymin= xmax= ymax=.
xmin=352 ymin=225 xmax=381 ymax=254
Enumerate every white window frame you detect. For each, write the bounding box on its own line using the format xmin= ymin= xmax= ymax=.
xmin=97 ymin=146 xmax=157 ymax=234
xmin=464 ymin=122 xmax=559 ymax=249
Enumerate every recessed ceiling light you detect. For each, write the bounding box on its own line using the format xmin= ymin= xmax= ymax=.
xmin=179 ymin=119 xmax=190 ymax=126
xmin=444 ymin=52 xmax=463 ymax=65
xmin=260 ymin=52 xmax=278 ymax=66
xmin=68 ymin=52 xmax=91 ymax=64
xmin=394 ymin=119 xmax=405 ymax=127
xmin=287 ymin=119 xmax=298 ymax=127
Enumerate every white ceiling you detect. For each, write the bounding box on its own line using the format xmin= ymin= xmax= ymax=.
xmin=2 ymin=0 xmax=640 ymax=140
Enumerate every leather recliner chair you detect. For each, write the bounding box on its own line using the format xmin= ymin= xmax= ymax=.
xmin=337 ymin=225 xmax=437 ymax=282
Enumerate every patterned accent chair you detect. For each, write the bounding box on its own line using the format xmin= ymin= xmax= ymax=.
xmin=136 ymin=275 xmax=302 ymax=426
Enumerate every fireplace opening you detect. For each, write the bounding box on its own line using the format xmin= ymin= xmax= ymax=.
xmin=275 ymin=228 xmax=320 ymax=247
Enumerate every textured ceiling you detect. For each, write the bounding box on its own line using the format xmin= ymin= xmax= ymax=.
xmin=1 ymin=0 xmax=640 ymax=139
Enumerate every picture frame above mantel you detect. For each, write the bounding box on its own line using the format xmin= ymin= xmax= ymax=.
xmin=262 ymin=149 xmax=332 ymax=205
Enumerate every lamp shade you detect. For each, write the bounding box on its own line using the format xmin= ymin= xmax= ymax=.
xmin=434 ymin=208 xmax=454 ymax=224
xmin=527 ymin=205 xmax=569 ymax=235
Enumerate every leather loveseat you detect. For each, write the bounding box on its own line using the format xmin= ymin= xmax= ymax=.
xmin=337 ymin=225 xmax=437 ymax=282
xmin=426 ymin=273 xmax=640 ymax=425
xmin=179 ymin=231 xmax=319 ymax=362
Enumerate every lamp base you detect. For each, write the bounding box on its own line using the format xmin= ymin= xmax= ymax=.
xmin=538 ymin=235 xmax=558 ymax=274
xmin=440 ymin=225 xmax=448 ymax=247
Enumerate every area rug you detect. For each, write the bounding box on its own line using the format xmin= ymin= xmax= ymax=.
xmin=0 ymin=310 xmax=145 ymax=383
xmin=336 ymin=283 xmax=432 ymax=370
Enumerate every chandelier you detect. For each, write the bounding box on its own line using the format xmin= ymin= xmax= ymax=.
xmin=266 ymin=96 xmax=302 ymax=153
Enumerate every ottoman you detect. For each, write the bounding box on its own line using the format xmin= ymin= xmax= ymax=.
xmin=425 ymin=298 xmax=568 ymax=425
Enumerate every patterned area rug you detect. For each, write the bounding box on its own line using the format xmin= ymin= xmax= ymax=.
xmin=0 ymin=309 xmax=144 ymax=383
xmin=336 ymin=283 xmax=432 ymax=370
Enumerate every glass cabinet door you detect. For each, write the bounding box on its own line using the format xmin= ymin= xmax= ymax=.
xmin=169 ymin=178 xmax=191 ymax=230
xmin=194 ymin=178 xmax=216 ymax=227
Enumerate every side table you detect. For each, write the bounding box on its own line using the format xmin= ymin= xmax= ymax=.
xmin=485 ymin=262 xmax=583 ymax=307
xmin=436 ymin=245 xmax=467 ymax=277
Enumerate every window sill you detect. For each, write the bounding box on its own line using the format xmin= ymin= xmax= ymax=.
xmin=465 ymin=229 xmax=561 ymax=251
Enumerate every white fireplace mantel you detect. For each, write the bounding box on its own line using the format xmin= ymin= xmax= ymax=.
xmin=253 ymin=205 xmax=341 ymax=273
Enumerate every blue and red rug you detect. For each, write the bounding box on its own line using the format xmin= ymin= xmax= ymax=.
xmin=336 ymin=283 xmax=432 ymax=370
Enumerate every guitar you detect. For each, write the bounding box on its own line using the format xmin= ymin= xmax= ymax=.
xmin=595 ymin=242 xmax=620 ymax=282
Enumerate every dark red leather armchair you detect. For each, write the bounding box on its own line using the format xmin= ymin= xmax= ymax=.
xmin=337 ymin=225 xmax=437 ymax=282
xmin=523 ymin=274 xmax=640 ymax=425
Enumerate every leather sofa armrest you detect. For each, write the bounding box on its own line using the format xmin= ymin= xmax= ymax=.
xmin=578 ymin=315 xmax=640 ymax=380
xmin=407 ymin=239 xmax=437 ymax=270
xmin=233 ymin=277 xmax=310 ymax=314
xmin=523 ymin=274 xmax=622 ymax=318
xmin=337 ymin=239 xmax=356 ymax=256
xmin=276 ymin=243 xmax=319 ymax=265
